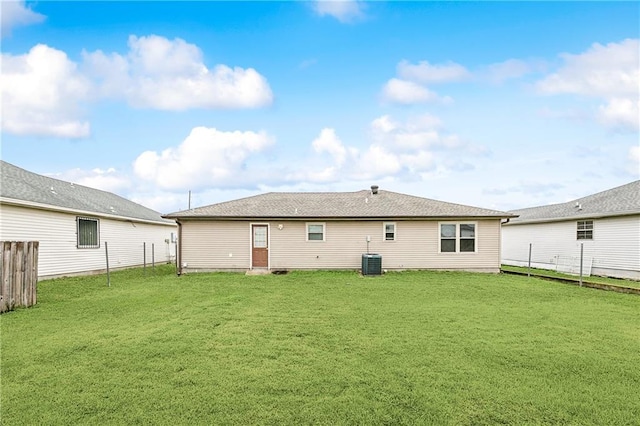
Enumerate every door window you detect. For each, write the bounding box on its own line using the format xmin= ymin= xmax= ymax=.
xmin=253 ymin=226 xmax=267 ymax=248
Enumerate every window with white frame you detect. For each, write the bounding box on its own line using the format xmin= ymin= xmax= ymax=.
xmin=77 ymin=217 xmax=99 ymax=248
xmin=384 ymin=222 xmax=396 ymax=241
xmin=577 ymin=220 xmax=593 ymax=240
xmin=460 ymin=224 xmax=476 ymax=252
xmin=440 ymin=223 xmax=476 ymax=253
xmin=306 ymin=223 xmax=325 ymax=241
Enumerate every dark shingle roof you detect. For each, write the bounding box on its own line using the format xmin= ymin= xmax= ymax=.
xmin=164 ymin=189 xmax=515 ymax=219
xmin=506 ymin=180 xmax=640 ymax=225
xmin=0 ymin=161 xmax=173 ymax=224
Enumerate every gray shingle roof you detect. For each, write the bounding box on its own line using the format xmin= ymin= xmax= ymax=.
xmin=164 ymin=189 xmax=515 ymax=219
xmin=0 ymin=161 xmax=173 ymax=224
xmin=506 ymin=180 xmax=640 ymax=225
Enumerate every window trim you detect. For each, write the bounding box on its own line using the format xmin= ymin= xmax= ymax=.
xmin=383 ymin=222 xmax=396 ymax=241
xmin=77 ymin=216 xmax=100 ymax=249
xmin=306 ymin=222 xmax=326 ymax=242
xmin=577 ymin=220 xmax=594 ymax=240
xmin=438 ymin=222 xmax=477 ymax=254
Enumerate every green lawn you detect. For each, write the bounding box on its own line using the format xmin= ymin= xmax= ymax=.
xmin=2 ymin=266 xmax=639 ymax=425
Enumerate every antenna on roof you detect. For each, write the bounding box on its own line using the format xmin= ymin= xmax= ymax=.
xmin=188 ymin=190 xmax=191 ymax=210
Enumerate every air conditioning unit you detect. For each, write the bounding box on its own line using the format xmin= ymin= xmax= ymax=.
xmin=362 ymin=254 xmax=382 ymax=276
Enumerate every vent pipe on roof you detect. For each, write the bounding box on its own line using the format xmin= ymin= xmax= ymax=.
xmin=371 ymin=185 xmax=379 ymax=195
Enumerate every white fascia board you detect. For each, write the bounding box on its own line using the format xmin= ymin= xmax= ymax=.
xmin=504 ymin=211 xmax=640 ymax=226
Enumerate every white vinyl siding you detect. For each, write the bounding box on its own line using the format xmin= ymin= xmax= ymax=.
xmin=179 ymin=219 xmax=502 ymax=273
xmin=0 ymin=204 xmax=176 ymax=279
xmin=501 ymin=215 xmax=640 ymax=280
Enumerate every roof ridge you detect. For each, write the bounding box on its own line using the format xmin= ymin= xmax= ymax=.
xmin=166 ymin=189 xmax=372 ymax=215
xmin=165 ymin=187 xmax=514 ymax=219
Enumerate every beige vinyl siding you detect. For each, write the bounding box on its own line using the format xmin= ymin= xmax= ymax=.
xmin=0 ymin=204 xmax=176 ymax=279
xmin=501 ymin=215 xmax=640 ymax=279
xmin=274 ymin=219 xmax=501 ymax=271
xmin=180 ymin=219 xmax=502 ymax=272
xmin=180 ymin=221 xmax=250 ymax=270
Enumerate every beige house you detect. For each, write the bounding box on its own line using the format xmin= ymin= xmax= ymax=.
xmin=164 ymin=186 xmax=516 ymax=274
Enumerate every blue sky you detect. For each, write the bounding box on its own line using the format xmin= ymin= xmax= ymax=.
xmin=2 ymin=1 xmax=638 ymax=214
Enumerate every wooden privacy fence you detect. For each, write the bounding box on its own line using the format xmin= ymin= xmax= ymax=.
xmin=1 ymin=241 xmax=39 ymax=313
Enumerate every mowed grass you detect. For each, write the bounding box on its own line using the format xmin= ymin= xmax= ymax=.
xmin=2 ymin=266 xmax=639 ymax=425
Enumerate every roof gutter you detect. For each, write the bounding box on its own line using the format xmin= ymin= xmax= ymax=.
xmin=163 ymin=214 xmax=518 ymax=221
xmin=504 ymin=211 xmax=639 ymax=226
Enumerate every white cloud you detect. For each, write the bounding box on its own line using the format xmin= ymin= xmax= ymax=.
xmin=381 ymin=78 xmax=445 ymax=104
xmin=133 ymin=126 xmax=274 ymax=191
xmin=1 ymin=35 xmax=273 ymax=138
xmin=49 ymin=167 xmax=131 ymax=194
xmin=299 ymin=114 xmax=484 ymax=184
xmin=482 ymin=59 xmax=537 ymax=83
xmin=83 ymin=35 xmax=273 ymax=110
xmin=397 ymin=60 xmax=471 ymax=83
xmin=1 ymin=1 xmax=45 ymax=37
xmin=598 ymin=98 xmax=640 ymax=132
xmin=370 ymin=113 xmax=466 ymax=153
xmin=313 ymin=0 xmax=365 ymax=23
xmin=129 ymin=192 xmax=189 ymax=214
xmin=1 ymin=44 xmax=91 ymax=138
xmin=312 ymin=128 xmax=349 ymax=166
xmin=536 ymin=39 xmax=639 ymax=131
xmin=537 ymin=39 xmax=638 ymax=98
xmin=382 ymin=57 xmax=547 ymax=105
xmin=371 ymin=115 xmax=398 ymax=133
xmin=381 ymin=60 xmax=466 ymax=105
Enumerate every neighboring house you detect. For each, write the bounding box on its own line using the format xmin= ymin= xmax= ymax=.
xmin=502 ymin=181 xmax=640 ymax=280
xmin=163 ymin=186 xmax=516 ymax=274
xmin=0 ymin=161 xmax=177 ymax=279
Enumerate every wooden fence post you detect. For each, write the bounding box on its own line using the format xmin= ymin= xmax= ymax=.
xmin=1 ymin=242 xmax=11 ymax=312
xmin=0 ymin=241 xmax=39 ymax=313
xmin=15 ymin=242 xmax=24 ymax=307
